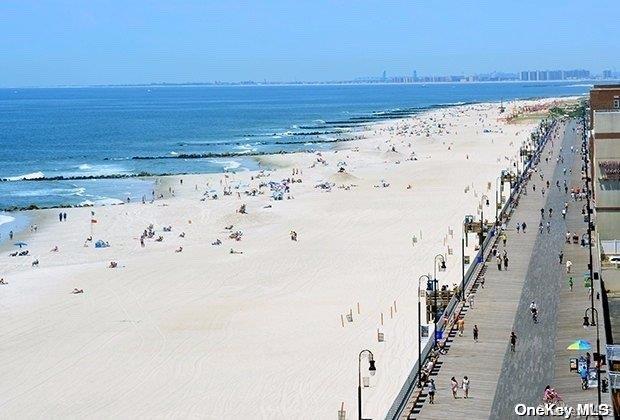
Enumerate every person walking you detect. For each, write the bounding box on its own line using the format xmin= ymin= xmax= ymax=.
xmin=566 ymin=260 xmax=573 ymax=273
xmin=473 ymin=325 xmax=479 ymax=342
xmin=468 ymin=293 xmax=474 ymax=309
xmin=462 ymin=376 xmax=470 ymax=399
xmin=501 ymin=232 xmax=507 ymax=247
xmin=496 ymin=255 xmax=502 ymax=271
xmin=558 ymin=252 xmax=564 ymax=264
xmin=546 ymin=221 xmax=551 ymax=234
xmin=521 ymin=222 xmax=527 ymax=233
xmin=450 ymin=377 xmax=459 ymax=399
xmin=510 ymin=331 xmax=517 ymax=352
xmin=428 ymin=379 xmax=436 ymax=404
xmin=458 ymin=318 xmax=465 ymax=337
xmin=539 ymin=222 xmax=544 ymax=234
xmin=516 ymin=222 xmax=521 ymax=233
xmin=503 ymin=254 xmax=509 ymax=270
xmin=568 ymin=276 xmax=574 ymax=291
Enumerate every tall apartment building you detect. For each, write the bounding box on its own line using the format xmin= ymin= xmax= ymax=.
xmin=548 ymin=70 xmax=563 ymax=80
xmin=529 ymin=71 xmax=537 ymax=81
xmin=538 ymin=70 xmax=548 ymax=81
xmin=521 ymin=71 xmax=529 ymax=81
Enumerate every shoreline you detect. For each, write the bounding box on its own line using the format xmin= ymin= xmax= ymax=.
xmin=0 ymin=95 xmax=582 ymax=213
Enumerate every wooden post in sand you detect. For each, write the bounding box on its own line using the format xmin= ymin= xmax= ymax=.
xmin=390 ymin=306 xmax=393 ymax=319
xmin=381 ymin=312 xmax=384 ymax=326
xmin=357 ymin=302 xmax=360 ymax=314
xmin=394 ymin=300 xmax=397 ymax=313
xmin=341 ymin=314 xmax=344 ymax=327
xmin=338 ymin=402 xmax=346 ymax=420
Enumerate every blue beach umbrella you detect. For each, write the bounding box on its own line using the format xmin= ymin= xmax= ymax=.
xmin=14 ymin=241 xmax=28 ymax=248
xmin=567 ymin=339 xmax=592 ymax=350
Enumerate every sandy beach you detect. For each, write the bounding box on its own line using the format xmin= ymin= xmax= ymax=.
xmin=0 ymin=98 xmax=575 ymax=419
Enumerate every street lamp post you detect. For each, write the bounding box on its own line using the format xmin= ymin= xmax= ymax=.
xmin=495 ymin=176 xmax=501 ymax=227
xmin=433 ymin=254 xmax=447 ymax=349
xmin=583 ymin=308 xmax=602 ymax=411
xmin=358 ymin=349 xmax=376 ymax=420
xmin=479 ymin=194 xmax=490 ymax=247
xmin=417 ymin=274 xmax=431 ymax=386
xmin=461 ymin=232 xmax=465 ymax=302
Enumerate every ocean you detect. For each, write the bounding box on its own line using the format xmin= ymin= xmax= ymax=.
xmin=0 ymin=81 xmax=591 ymax=212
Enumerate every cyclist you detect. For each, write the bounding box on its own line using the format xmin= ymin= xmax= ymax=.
xmin=530 ymin=301 xmax=538 ymax=323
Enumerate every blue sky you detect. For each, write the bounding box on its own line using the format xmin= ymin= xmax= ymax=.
xmin=1 ymin=0 xmax=618 ymax=86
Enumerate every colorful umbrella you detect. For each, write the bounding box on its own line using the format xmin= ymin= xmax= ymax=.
xmin=567 ymin=339 xmax=592 ymax=350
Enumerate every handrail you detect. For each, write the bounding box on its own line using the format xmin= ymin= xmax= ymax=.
xmin=385 ymin=119 xmax=557 ymax=420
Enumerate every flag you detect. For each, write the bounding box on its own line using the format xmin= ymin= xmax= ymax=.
xmin=91 ymin=219 xmax=97 ymax=224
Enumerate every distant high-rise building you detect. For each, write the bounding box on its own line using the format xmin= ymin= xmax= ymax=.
xmin=563 ymin=69 xmax=591 ymax=80
xmin=603 ymin=70 xmax=613 ymax=79
xmin=529 ymin=71 xmax=538 ymax=81
xmin=413 ymin=70 xmax=418 ymax=81
xmin=548 ymin=70 xmax=563 ymax=80
xmin=538 ymin=70 xmax=548 ymax=81
xmin=521 ymin=71 xmax=529 ymax=81
xmin=381 ymin=70 xmax=387 ymax=82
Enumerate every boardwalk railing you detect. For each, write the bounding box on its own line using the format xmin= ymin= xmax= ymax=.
xmin=385 ymin=119 xmax=556 ymax=420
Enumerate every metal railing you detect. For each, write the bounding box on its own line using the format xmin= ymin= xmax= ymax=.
xmin=385 ymin=120 xmax=556 ymax=420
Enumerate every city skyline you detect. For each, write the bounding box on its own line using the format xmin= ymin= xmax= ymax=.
xmin=1 ymin=1 xmax=619 ymax=87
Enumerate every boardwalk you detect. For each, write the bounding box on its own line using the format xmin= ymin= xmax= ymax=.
xmin=407 ymin=119 xmax=586 ymax=419
xmin=489 ymin=121 xmax=584 ymax=418
xmin=550 ymin=126 xmax=606 ymax=409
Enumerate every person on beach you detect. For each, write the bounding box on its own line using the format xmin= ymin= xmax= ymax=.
xmin=510 ymin=331 xmax=517 ymax=352
xmin=568 ymin=277 xmax=574 ymax=291
xmin=458 ymin=318 xmax=465 ymax=337
xmin=428 ymin=379 xmax=436 ymax=404
xmin=500 ymin=232 xmax=507 ymax=247
xmin=451 ymin=377 xmax=459 ymax=398
xmin=566 ymin=260 xmax=573 ymax=273
xmin=473 ymin=325 xmax=479 ymax=342
xmin=59 ymin=212 xmax=62 ymax=222
xmin=558 ymin=252 xmax=564 ymax=264
xmin=516 ymin=223 xmax=520 ymax=233
xmin=497 ymin=255 xmax=502 ymax=271
xmin=468 ymin=293 xmax=474 ymax=309
xmin=462 ymin=376 xmax=470 ymax=399
xmin=503 ymin=255 xmax=509 ymax=270
xmin=546 ymin=221 xmax=551 ymax=234
xmin=63 ymin=212 xmax=67 ymax=221
xmin=539 ymin=222 xmax=544 ymax=234
xmin=521 ymin=222 xmax=526 ymax=233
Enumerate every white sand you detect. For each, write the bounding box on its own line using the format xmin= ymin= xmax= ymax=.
xmin=0 ymin=99 xmax=564 ymax=419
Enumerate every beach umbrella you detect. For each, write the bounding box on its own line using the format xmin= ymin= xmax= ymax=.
xmin=14 ymin=241 xmax=27 ymax=248
xmin=567 ymin=339 xmax=592 ymax=350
